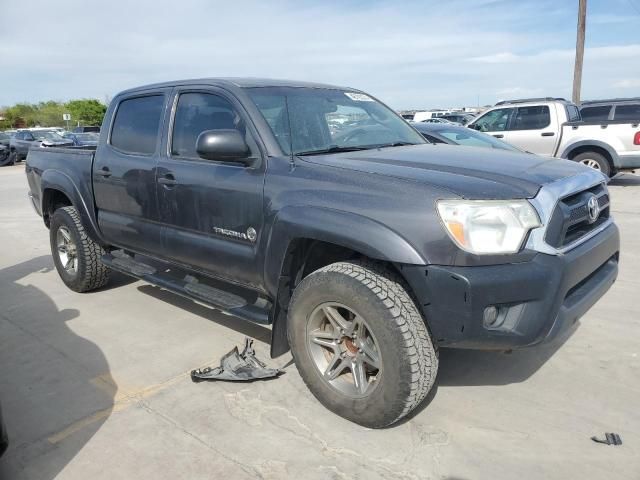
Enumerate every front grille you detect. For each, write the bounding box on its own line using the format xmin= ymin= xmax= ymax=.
xmin=545 ymin=184 xmax=610 ymax=249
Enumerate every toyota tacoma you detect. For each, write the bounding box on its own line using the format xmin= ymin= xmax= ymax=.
xmin=25 ymin=78 xmax=619 ymax=427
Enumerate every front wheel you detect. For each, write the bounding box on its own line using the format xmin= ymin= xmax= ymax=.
xmin=50 ymin=206 xmax=111 ymax=292
xmin=288 ymin=261 xmax=438 ymax=428
xmin=572 ymin=151 xmax=611 ymax=177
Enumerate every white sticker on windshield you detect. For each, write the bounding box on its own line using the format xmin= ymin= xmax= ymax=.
xmin=344 ymin=92 xmax=374 ymax=102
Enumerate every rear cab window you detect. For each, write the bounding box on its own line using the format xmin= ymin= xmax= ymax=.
xmin=565 ymin=105 xmax=581 ymax=122
xmin=110 ymin=95 xmax=165 ymax=155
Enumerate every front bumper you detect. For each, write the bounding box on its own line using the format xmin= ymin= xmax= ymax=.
xmin=401 ymin=222 xmax=619 ymax=349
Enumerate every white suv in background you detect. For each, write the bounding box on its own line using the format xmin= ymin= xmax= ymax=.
xmin=468 ymin=97 xmax=640 ymax=176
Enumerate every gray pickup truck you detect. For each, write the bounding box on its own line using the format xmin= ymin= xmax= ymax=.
xmin=25 ymin=78 xmax=620 ymax=427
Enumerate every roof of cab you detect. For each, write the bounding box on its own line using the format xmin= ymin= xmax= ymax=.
xmin=116 ymin=77 xmax=356 ymax=96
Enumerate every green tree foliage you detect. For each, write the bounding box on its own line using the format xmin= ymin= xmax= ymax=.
xmin=0 ymin=99 xmax=107 ymax=129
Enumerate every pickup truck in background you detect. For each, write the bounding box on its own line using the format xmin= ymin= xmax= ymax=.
xmin=468 ymin=97 xmax=640 ymax=176
xmin=26 ymin=79 xmax=619 ymax=428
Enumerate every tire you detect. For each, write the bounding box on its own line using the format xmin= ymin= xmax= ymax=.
xmin=50 ymin=206 xmax=110 ymax=292
xmin=0 ymin=150 xmax=14 ymax=167
xmin=288 ymin=260 xmax=438 ymax=428
xmin=572 ymin=151 xmax=611 ymax=177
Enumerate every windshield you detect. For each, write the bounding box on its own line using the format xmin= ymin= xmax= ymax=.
xmin=246 ymin=87 xmax=425 ymax=155
xmin=434 ymin=127 xmax=521 ymax=152
xmin=33 ymin=131 xmax=66 ymax=141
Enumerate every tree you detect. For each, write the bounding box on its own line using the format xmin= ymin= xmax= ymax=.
xmin=0 ymin=99 xmax=107 ymax=129
xmin=65 ymin=99 xmax=107 ymax=126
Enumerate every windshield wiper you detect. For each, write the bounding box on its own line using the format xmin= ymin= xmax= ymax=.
xmin=374 ymin=141 xmax=419 ymax=148
xmin=295 ymin=145 xmax=373 ymax=156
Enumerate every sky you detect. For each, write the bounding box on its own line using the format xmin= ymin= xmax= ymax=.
xmin=1 ymin=0 xmax=639 ymax=110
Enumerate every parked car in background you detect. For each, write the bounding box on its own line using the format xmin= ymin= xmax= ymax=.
xmin=579 ymin=98 xmax=640 ymax=122
xmin=0 ymin=132 xmax=11 ymax=148
xmin=0 ymin=132 xmax=16 ymax=166
xmin=0 ymin=401 xmax=7 ymax=458
xmin=26 ymin=78 xmax=619 ymax=428
xmin=62 ymin=132 xmax=99 ymax=147
xmin=439 ymin=113 xmax=475 ymax=125
xmin=468 ymin=97 xmax=640 ymax=176
xmin=413 ymin=122 xmax=523 ymax=152
xmin=413 ymin=110 xmax=456 ymax=122
xmin=10 ymin=130 xmax=74 ymax=160
xmin=0 ymin=144 xmax=11 ymax=166
xmin=421 ymin=118 xmax=454 ymax=124
xmin=72 ymin=126 xmax=100 ymax=133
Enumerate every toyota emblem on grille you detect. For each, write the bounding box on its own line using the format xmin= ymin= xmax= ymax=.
xmin=587 ymin=195 xmax=600 ymax=224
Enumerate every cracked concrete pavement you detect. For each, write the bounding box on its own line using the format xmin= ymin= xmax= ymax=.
xmin=0 ymin=163 xmax=638 ymax=479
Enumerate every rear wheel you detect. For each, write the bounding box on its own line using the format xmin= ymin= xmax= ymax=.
xmin=50 ymin=206 xmax=111 ymax=292
xmin=288 ymin=261 xmax=438 ymax=428
xmin=572 ymin=151 xmax=611 ymax=177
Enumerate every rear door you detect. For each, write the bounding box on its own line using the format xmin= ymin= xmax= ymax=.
xmin=155 ymin=87 xmax=266 ymax=289
xmin=502 ymin=105 xmax=558 ymax=155
xmin=93 ymin=90 xmax=170 ymax=254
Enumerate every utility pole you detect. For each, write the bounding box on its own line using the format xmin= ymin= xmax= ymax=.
xmin=572 ymin=0 xmax=587 ymax=105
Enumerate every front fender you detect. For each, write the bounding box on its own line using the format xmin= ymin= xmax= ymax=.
xmin=560 ymin=139 xmax=621 ymax=168
xmin=263 ymin=205 xmax=425 ymax=294
xmin=40 ymin=169 xmax=105 ymax=244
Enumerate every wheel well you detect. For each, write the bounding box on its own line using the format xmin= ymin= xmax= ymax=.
xmin=270 ymin=238 xmax=396 ymax=357
xmin=42 ymin=189 xmax=73 ymax=227
xmin=567 ymin=145 xmax=613 ymax=169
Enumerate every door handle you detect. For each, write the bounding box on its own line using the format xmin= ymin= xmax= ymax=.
xmin=157 ymin=173 xmax=176 ymax=187
xmin=492 ymin=134 xmax=504 ymax=138
xmin=541 ymin=132 xmax=555 ymax=137
xmin=97 ymin=166 xmax=111 ymax=178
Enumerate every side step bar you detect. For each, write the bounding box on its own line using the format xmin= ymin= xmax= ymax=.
xmin=101 ymin=253 xmax=270 ymax=325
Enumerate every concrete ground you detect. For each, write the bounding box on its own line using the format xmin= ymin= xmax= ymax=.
xmin=0 ymin=162 xmax=638 ymax=480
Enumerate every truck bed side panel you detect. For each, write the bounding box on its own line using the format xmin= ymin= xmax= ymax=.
xmin=25 ymin=148 xmax=106 ymax=244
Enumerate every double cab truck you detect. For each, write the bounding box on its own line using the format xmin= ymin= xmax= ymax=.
xmin=26 ymin=79 xmax=620 ymax=427
xmin=468 ymin=97 xmax=640 ymax=177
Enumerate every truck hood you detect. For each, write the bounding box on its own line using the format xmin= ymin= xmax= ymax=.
xmin=301 ymin=144 xmax=593 ymax=199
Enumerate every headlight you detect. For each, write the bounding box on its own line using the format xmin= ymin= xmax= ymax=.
xmin=437 ymin=199 xmax=541 ymax=254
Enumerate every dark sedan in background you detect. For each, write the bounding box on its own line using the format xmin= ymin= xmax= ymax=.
xmin=62 ymin=132 xmax=99 ymax=147
xmin=0 ymin=132 xmax=12 ymax=166
xmin=0 ymin=401 xmax=7 ymax=457
xmin=412 ymin=122 xmax=523 ymax=152
xmin=10 ymin=130 xmax=74 ymax=160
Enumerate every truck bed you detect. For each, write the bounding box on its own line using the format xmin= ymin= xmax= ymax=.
xmin=26 ymin=147 xmax=96 ymax=218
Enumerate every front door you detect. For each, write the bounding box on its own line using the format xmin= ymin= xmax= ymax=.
xmin=156 ymin=88 xmax=266 ymax=289
xmin=93 ymin=91 xmax=169 ymax=254
xmin=469 ymin=107 xmax=514 ymax=142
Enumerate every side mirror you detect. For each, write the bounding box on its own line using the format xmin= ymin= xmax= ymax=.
xmin=196 ymin=129 xmax=253 ymax=165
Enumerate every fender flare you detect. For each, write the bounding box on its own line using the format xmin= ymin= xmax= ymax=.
xmin=263 ymin=205 xmax=426 ymax=295
xmin=560 ymin=140 xmax=621 ymax=168
xmin=40 ymin=169 xmax=106 ymax=244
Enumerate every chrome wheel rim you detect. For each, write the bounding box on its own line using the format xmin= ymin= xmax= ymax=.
xmin=581 ymin=158 xmax=601 ymax=170
xmin=56 ymin=226 xmax=78 ymax=275
xmin=306 ymin=302 xmax=382 ymax=398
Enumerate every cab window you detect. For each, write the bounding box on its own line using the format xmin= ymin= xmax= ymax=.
xmin=510 ymin=106 xmax=551 ymax=130
xmin=170 ymin=92 xmax=252 ymax=159
xmin=110 ymin=95 xmax=164 ymax=155
xmin=472 ymin=108 xmax=513 ymax=132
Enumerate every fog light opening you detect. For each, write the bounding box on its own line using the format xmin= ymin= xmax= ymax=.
xmin=483 ymin=305 xmax=503 ymax=329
